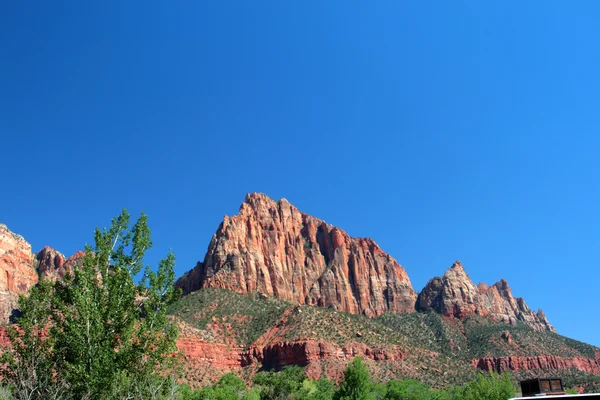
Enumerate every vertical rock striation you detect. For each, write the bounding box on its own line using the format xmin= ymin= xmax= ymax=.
xmin=0 ymin=224 xmax=86 ymax=323
xmin=418 ymin=261 xmax=555 ymax=332
xmin=0 ymin=224 xmax=39 ymax=322
xmin=176 ymin=193 xmax=417 ymax=316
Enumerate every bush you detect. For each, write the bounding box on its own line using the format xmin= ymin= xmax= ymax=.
xmin=454 ymin=372 xmax=515 ymax=400
xmin=334 ymin=357 xmax=373 ymax=400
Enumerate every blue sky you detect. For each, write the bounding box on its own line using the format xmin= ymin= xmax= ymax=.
xmin=1 ymin=2 xmax=599 ymax=347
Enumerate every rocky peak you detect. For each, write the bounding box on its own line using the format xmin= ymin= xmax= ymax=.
xmin=0 ymin=224 xmax=89 ymax=323
xmin=35 ymin=246 xmax=67 ymax=280
xmin=0 ymin=223 xmax=33 ymax=262
xmin=0 ymin=223 xmax=39 ymax=322
xmin=419 ymin=261 xmax=555 ymax=332
xmin=417 ymin=260 xmax=480 ymax=319
xmin=176 ymin=193 xmax=417 ymax=317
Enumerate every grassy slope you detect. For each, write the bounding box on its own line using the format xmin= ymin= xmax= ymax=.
xmin=168 ymin=288 xmax=599 ymax=387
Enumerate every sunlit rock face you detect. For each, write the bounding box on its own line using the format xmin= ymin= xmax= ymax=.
xmin=0 ymin=224 xmax=88 ymax=323
xmin=0 ymin=223 xmax=38 ymax=322
xmin=176 ymin=193 xmax=417 ymax=317
xmin=418 ymin=260 xmax=555 ymax=332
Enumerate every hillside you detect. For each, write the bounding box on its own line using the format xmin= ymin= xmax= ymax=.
xmin=167 ymin=288 xmax=600 ymax=388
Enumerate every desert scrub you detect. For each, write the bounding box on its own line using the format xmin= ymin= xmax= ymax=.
xmin=168 ymin=288 xmax=290 ymax=346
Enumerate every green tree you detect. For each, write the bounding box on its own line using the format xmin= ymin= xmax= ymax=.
xmin=1 ymin=280 xmax=66 ymax=399
xmin=197 ymin=373 xmax=248 ymax=400
xmin=384 ymin=380 xmax=431 ymax=400
xmin=456 ymin=372 xmax=515 ymax=400
xmin=3 ymin=210 xmax=181 ymax=400
xmin=253 ymin=365 xmax=307 ymax=400
xmin=333 ymin=357 xmax=373 ymax=400
xmin=295 ymin=378 xmax=335 ymax=400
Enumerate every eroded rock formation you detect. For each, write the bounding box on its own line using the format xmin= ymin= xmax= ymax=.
xmin=0 ymin=224 xmax=85 ymax=323
xmin=475 ymin=355 xmax=600 ymax=375
xmin=0 ymin=224 xmax=39 ymax=322
xmin=418 ymin=261 xmax=555 ymax=332
xmin=416 ymin=261 xmax=480 ymax=319
xmin=176 ymin=193 xmax=417 ymax=316
xmin=35 ymin=246 xmax=67 ymax=280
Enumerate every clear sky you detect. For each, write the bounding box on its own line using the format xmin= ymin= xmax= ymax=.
xmin=1 ymin=2 xmax=599 ymax=347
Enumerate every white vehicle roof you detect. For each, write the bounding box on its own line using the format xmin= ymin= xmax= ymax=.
xmin=510 ymin=395 xmax=600 ymax=399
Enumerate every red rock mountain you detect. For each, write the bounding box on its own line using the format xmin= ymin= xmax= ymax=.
xmin=176 ymin=193 xmax=417 ymax=316
xmin=0 ymin=224 xmax=39 ymax=322
xmin=417 ymin=261 xmax=554 ymax=332
xmin=0 ymin=224 xmax=81 ymax=322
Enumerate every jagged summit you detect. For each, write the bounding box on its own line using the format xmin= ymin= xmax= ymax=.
xmin=1 ymin=196 xmax=557 ymax=334
xmin=419 ymin=261 xmax=555 ymax=332
xmin=0 ymin=224 xmax=86 ymax=322
xmin=175 ymin=194 xmax=554 ymax=332
xmin=176 ymin=193 xmax=417 ymax=317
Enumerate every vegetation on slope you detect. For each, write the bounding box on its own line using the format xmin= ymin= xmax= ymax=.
xmin=168 ymin=288 xmax=290 ymax=346
xmin=179 ymin=358 xmax=519 ymax=399
xmin=167 ymin=287 xmax=600 ymax=390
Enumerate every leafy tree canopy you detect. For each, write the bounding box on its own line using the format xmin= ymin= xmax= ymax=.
xmin=2 ymin=210 xmax=181 ymax=400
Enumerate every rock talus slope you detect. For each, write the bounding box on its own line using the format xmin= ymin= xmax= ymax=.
xmin=418 ymin=261 xmax=555 ymax=332
xmin=176 ymin=193 xmax=417 ymax=316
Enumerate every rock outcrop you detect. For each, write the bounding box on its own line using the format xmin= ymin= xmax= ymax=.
xmin=0 ymin=224 xmax=39 ymax=322
xmin=35 ymin=246 xmax=67 ymax=280
xmin=416 ymin=261 xmax=480 ymax=319
xmin=0 ymin=225 xmax=86 ymax=323
xmin=418 ymin=261 xmax=555 ymax=332
xmin=176 ymin=193 xmax=417 ymax=316
xmin=246 ymin=341 xmax=404 ymax=370
xmin=475 ymin=355 xmax=600 ymax=375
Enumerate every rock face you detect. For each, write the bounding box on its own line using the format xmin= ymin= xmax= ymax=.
xmin=475 ymin=355 xmax=600 ymax=375
xmin=0 ymin=225 xmax=86 ymax=323
xmin=0 ymin=224 xmax=39 ymax=322
xmin=247 ymin=341 xmax=404 ymax=371
xmin=416 ymin=261 xmax=480 ymax=319
xmin=35 ymin=246 xmax=67 ymax=280
xmin=176 ymin=193 xmax=417 ymax=316
xmin=418 ymin=261 xmax=555 ymax=332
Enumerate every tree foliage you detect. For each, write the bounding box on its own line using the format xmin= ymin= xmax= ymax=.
xmin=457 ymin=372 xmax=515 ymax=400
xmin=2 ymin=210 xmax=181 ymax=400
xmin=333 ymin=357 xmax=373 ymax=400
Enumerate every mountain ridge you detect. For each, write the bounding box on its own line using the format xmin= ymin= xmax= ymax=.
xmin=176 ymin=193 xmax=553 ymax=332
xmin=3 ymin=193 xmax=599 ymax=388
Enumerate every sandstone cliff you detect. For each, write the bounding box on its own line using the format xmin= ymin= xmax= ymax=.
xmin=176 ymin=193 xmax=417 ymax=316
xmin=418 ymin=261 xmax=555 ymax=332
xmin=0 ymin=224 xmax=39 ymax=322
xmin=474 ymin=355 xmax=600 ymax=375
xmin=0 ymin=224 xmax=85 ymax=323
xmin=35 ymin=246 xmax=67 ymax=280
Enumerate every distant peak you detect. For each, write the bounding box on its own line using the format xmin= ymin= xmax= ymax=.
xmin=243 ymin=192 xmax=277 ymax=206
xmin=493 ymin=278 xmax=510 ymax=291
xmin=245 ymin=192 xmax=269 ymax=202
xmin=36 ymin=246 xmax=65 ymax=258
xmin=0 ymin=222 xmax=28 ymax=243
xmin=444 ymin=260 xmax=466 ymax=277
